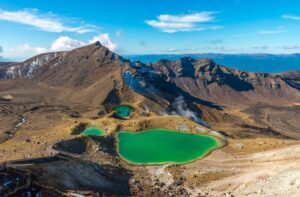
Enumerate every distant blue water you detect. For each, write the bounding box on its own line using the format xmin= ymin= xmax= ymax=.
xmin=125 ymin=54 xmax=300 ymax=73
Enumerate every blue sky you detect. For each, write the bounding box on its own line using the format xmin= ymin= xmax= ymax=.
xmin=1 ymin=0 xmax=300 ymax=60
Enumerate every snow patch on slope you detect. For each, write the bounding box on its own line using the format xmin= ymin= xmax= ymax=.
xmin=26 ymin=54 xmax=51 ymax=78
xmin=123 ymin=71 xmax=144 ymax=94
xmin=1 ymin=53 xmax=62 ymax=80
xmin=5 ymin=65 xmax=23 ymax=79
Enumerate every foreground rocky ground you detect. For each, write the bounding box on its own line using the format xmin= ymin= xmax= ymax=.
xmin=0 ymin=99 xmax=299 ymax=196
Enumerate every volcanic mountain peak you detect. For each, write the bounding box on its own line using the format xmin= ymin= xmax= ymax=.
xmin=177 ymin=56 xmax=196 ymax=63
xmin=0 ymin=42 xmax=126 ymax=85
xmin=154 ymin=57 xmax=234 ymax=80
xmin=148 ymin=55 xmax=300 ymax=105
xmin=70 ymin=42 xmax=124 ymax=63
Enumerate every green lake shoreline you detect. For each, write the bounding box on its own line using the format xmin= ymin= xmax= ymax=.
xmin=81 ymin=127 xmax=104 ymax=136
xmin=116 ymin=129 xmax=225 ymax=165
xmin=113 ymin=105 xmax=134 ymax=118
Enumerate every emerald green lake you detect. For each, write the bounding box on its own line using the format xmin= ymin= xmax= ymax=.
xmin=117 ymin=129 xmax=222 ymax=165
xmin=113 ymin=105 xmax=133 ymax=118
xmin=81 ymin=127 xmax=104 ymax=136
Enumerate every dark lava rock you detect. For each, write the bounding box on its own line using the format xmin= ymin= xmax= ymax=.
xmin=53 ymin=137 xmax=87 ymax=154
xmin=0 ymin=166 xmax=31 ymax=196
xmin=71 ymin=122 xmax=87 ymax=135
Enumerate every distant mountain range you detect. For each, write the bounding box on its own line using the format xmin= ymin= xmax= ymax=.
xmin=0 ymin=56 xmax=12 ymax=67
xmin=125 ymin=54 xmax=300 ymax=73
xmin=0 ymin=62 xmax=13 ymax=67
xmin=1 ymin=43 xmax=299 ymax=108
xmin=2 ymin=53 xmax=300 ymax=73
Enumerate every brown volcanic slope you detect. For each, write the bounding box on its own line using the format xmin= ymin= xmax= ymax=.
xmin=0 ymin=43 xmax=154 ymax=120
xmin=0 ymin=42 xmax=191 ymax=108
xmin=0 ymin=43 xmax=300 ymax=139
xmin=0 ymin=42 xmax=223 ymax=121
xmin=152 ymin=57 xmax=300 ymax=105
xmin=2 ymin=43 xmax=299 ymax=107
xmin=151 ymin=57 xmax=300 ymax=138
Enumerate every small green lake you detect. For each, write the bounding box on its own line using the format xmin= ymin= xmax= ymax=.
xmin=113 ymin=105 xmax=133 ymax=118
xmin=81 ymin=127 xmax=104 ymax=136
xmin=117 ymin=129 xmax=222 ymax=165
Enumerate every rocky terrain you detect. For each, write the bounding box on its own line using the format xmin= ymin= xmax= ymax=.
xmin=0 ymin=42 xmax=299 ymax=196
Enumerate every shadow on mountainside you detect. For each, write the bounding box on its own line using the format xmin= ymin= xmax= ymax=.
xmin=146 ymin=75 xmax=224 ymax=110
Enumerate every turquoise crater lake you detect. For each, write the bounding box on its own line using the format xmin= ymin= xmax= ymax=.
xmin=113 ymin=105 xmax=133 ymax=118
xmin=81 ymin=127 xmax=104 ymax=136
xmin=117 ymin=129 xmax=222 ymax=165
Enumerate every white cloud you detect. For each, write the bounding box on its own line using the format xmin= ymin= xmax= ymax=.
xmin=258 ymin=26 xmax=287 ymax=35
xmin=0 ymin=9 xmax=98 ymax=33
xmin=89 ymin=33 xmax=118 ymax=51
xmin=279 ymin=45 xmax=300 ymax=50
xmin=6 ymin=44 xmax=47 ymax=59
xmin=50 ymin=36 xmax=85 ymax=51
xmin=51 ymin=34 xmax=117 ymax=52
xmin=163 ymin=46 xmax=243 ymax=54
xmin=146 ymin=12 xmax=221 ymax=33
xmin=10 ymin=44 xmax=47 ymax=54
xmin=166 ymin=48 xmax=183 ymax=53
xmin=4 ymin=33 xmax=118 ymax=60
xmin=164 ymin=47 xmax=200 ymax=53
xmin=254 ymin=45 xmax=269 ymax=50
xmin=258 ymin=29 xmax=287 ymax=34
xmin=146 ymin=20 xmax=194 ymax=33
xmin=158 ymin=12 xmax=217 ymax=23
xmin=282 ymin=14 xmax=300 ymax=21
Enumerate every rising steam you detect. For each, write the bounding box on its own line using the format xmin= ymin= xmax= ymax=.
xmin=171 ymin=96 xmax=210 ymax=128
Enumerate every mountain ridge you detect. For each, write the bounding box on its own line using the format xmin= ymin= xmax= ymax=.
xmin=1 ymin=43 xmax=299 ymax=108
xmin=126 ymin=53 xmax=300 ymax=73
